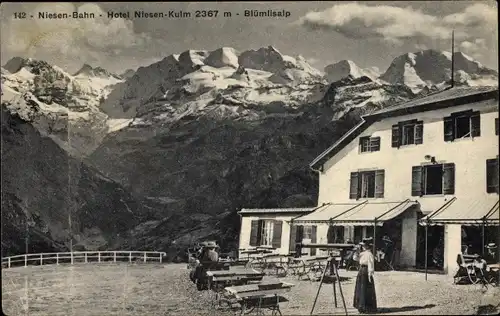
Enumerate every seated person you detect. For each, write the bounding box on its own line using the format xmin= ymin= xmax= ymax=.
xmin=194 ymin=241 xmax=220 ymax=290
xmin=485 ymin=243 xmax=497 ymax=264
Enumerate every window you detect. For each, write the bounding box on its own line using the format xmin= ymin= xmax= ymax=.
xmin=327 ymin=226 xmax=345 ymax=243
xmin=486 ymin=158 xmax=499 ymax=193
xmin=359 ymin=136 xmax=380 ymax=153
xmin=411 ymin=163 xmax=455 ymax=196
xmin=392 ymin=120 xmax=423 ymax=147
xmin=260 ymin=220 xmax=274 ymax=246
xmin=443 ymin=110 xmax=480 ymax=141
xmin=249 ymin=220 xmax=283 ymax=248
xmin=350 ymin=170 xmax=385 ymax=199
xmin=495 ymin=118 xmax=499 ymax=136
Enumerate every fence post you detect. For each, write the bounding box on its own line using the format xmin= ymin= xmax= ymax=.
xmin=113 ymin=252 xmax=116 ymax=263
xmin=8 ymin=257 xmax=11 ymax=268
xmin=129 ymin=252 xmax=132 ymax=263
xmin=85 ymin=253 xmax=88 ymax=263
xmin=71 ymin=252 xmax=74 ymax=265
xmin=160 ymin=253 xmax=162 ymax=263
xmin=24 ymin=255 xmax=27 ymax=267
xmin=98 ymin=252 xmax=101 ymax=263
xmin=40 ymin=254 xmax=43 ymax=266
xmin=143 ymin=253 xmax=147 ymax=263
xmin=56 ymin=253 xmax=59 ymax=265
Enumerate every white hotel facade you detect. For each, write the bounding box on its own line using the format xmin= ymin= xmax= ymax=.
xmin=238 ymin=86 xmax=499 ymax=274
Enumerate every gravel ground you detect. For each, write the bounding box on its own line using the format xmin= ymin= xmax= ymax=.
xmin=2 ymin=263 xmax=498 ymax=315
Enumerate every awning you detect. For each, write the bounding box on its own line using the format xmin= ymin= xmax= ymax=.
xmin=292 ymin=202 xmax=365 ymax=224
xmin=420 ymin=196 xmax=500 ymax=226
xmin=330 ymin=200 xmax=418 ymax=226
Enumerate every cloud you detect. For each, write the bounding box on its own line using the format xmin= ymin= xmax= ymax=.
xmin=1 ymin=3 xmax=154 ymax=71
xmin=297 ymin=3 xmax=496 ymax=45
xmin=460 ymin=38 xmax=487 ymax=59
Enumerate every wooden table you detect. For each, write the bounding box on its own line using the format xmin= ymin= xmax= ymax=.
xmin=224 ymin=281 xmax=294 ymax=315
xmin=207 ymin=268 xmax=265 ymax=308
xmin=289 ymin=256 xmax=330 ymax=281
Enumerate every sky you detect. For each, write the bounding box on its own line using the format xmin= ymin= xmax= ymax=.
xmin=0 ymin=1 xmax=497 ymax=75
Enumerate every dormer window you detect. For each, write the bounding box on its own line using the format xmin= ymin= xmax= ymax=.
xmin=359 ymin=136 xmax=380 ymax=153
xmin=443 ymin=110 xmax=480 ymax=141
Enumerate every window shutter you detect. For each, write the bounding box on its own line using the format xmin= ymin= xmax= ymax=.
xmin=486 ymin=159 xmax=499 ymax=193
xmin=442 ymin=163 xmax=455 ymax=195
xmin=310 ymin=226 xmax=317 ymax=256
xmin=296 ymin=225 xmax=304 ymax=242
xmin=471 ymin=112 xmax=481 ymax=137
xmin=289 ymin=224 xmax=297 ymax=253
xmin=349 ymin=172 xmax=359 ymax=199
xmin=374 ymin=170 xmax=385 ymax=198
xmin=272 ymin=221 xmax=283 ymax=249
xmin=327 ymin=225 xmax=335 ymax=243
xmin=411 ymin=166 xmax=423 ymax=196
xmin=296 ymin=225 xmax=304 ymax=255
xmin=415 ymin=121 xmax=423 ymax=144
xmin=249 ymin=220 xmax=260 ymax=246
xmin=495 ymin=118 xmax=499 ymax=136
xmin=391 ymin=124 xmax=400 ymax=147
xmin=371 ymin=137 xmax=381 ymax=152
xmin=444 ymin=117 xmax=454 ymax=141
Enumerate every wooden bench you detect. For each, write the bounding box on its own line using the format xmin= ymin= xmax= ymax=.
xmin=223 ymin=281 xmax=294 ymax=315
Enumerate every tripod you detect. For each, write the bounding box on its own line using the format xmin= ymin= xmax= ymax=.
xmin=310 ymin=254 xmax=348 ymax=315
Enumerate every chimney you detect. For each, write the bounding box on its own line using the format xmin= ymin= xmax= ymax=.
xmin=450 ymin=30 xmax=455 ymax=88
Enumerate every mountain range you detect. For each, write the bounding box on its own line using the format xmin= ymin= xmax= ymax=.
xmin=1 ymin=46 xmax=498 ymax=260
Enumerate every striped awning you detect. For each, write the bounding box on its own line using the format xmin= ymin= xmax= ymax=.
xmin=292 ymin=202 xmax=365 ymax=224
xmin=419 ymin=196 xmax=500 ymax=226
xmin=330 ymin=200 xmax=418 ymax=226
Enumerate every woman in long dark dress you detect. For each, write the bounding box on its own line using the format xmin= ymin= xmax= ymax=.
xmin=353 ymin=242 xmax=377 ymax=314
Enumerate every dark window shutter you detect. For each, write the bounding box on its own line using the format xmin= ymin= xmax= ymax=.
xmin=249 ymin=220 xmax=260 ymax=246
xmin=495 ymin=118 xmax=499 ymax=136
xmin=272 ymin=221 xmax=283 ymax=249
xmin=349 ymin=172 xmax=359 ymax=199
xmin=374 ymin=170 xmax=385 ymax=198
xmin=371 ymin=137 xmax=381 ymax=151
xmin=444 ymin=117 xmax=454 ymax=141
xmin=327 ymin=226 xmax=335 ymax=243
xmin=415 ymin=121 xmax=423 ymax=144
xmin=411 ymin=166 xmax=423 ymax=196
xmin=486 ymin=159 xmax=499 ymax=193
xmin=391 ymin=124 xmax=400 ymax=147
xmin=471 ymin=112 xmax=481 ymax=137
xmin=289 ymin=224 xmax=297 ymax=252
xmin=442 ymin=163 xmax=455 ymax=195
xmin=310 ymin=226 xmax=317 ymax=256
xmin=296 ymin=225 xmax=304 ymax=242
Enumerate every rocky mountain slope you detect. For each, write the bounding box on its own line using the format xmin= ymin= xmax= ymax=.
xmin=1 ymin=47 xmax=497 ymax=260
xmin=1 ymin=108 xmax=144 ymax=257
xmin=1 ymin=58 xmax=125 ymax=156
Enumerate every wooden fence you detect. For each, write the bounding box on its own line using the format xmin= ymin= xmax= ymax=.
xmin=1 ymin=251 xmax=167 ymax=269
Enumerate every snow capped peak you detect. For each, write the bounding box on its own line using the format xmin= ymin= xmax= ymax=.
xmin=3 ymin=57 xmax=55 ymax=75
xmin=178 ymin=50 xmax=209 ymax=67
xmin=380 ymin=49 xmax=498 ymax=90
xmin=74 ymin=64 xmax=121 ymax=80
xmin=324 ymin=60 xmax=378 ymax=83
xmin=205 ymin=47 xmax=239 ymax=68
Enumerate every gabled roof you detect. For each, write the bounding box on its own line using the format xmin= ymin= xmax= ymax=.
xmin=310 ymin=86 xmax=499 ymax=170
